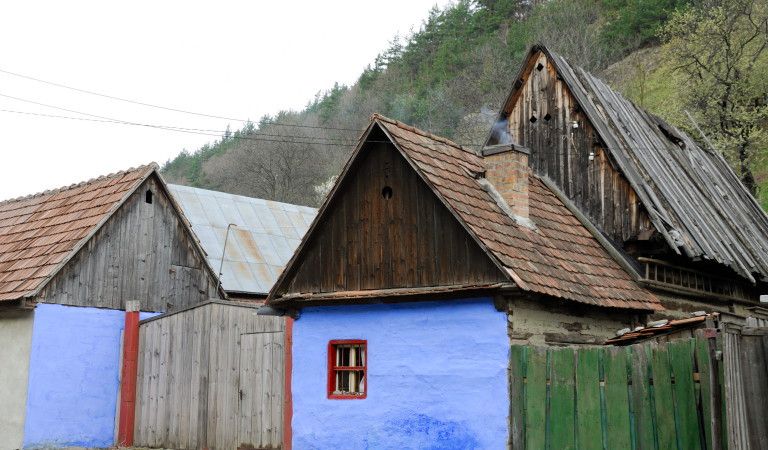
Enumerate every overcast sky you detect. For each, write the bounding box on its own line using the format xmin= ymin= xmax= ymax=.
xmin=0 ymin=1 xmax=451 ymax=200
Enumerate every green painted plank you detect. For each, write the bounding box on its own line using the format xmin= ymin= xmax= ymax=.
xmin=526 ymin=346 xmax=548 ymax=450
xmin=603 ymin=347 xmax=632 ymax=449
xmin=575 ymin=348 xmax=602 ymax=450
xmin=669 ymin=339 xmax=701 ymax=450
xmin=651 ymin=344 xmax=678 ymax=450
xmin=510 ymin=346 xmax=527 ymax=449
xmin=549 ymin=348 xmax=576 ymax=450
xmin=694 ymin=335 xmax=714 ymax=450
xmin=630 ymin=344 xmax=656 ymax=450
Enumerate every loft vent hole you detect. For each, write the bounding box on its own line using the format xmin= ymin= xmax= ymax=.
xmin=529 ymin=115 xmax=538 ymax=123
xmin=381 ymin=186 xmax=393 ymax=199
xmin=536 ymin=62 xmax=544 ymax=71
xmin=543 ymin=113 xmax=552 ymax=122
xmin=145 ymin=190 xmax=153 ymax=204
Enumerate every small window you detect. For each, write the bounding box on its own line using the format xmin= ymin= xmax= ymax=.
xmin=328 ymin=340 xmax=367 ymax=399
xmin=145 ymin=190 xmax=153 ymax=204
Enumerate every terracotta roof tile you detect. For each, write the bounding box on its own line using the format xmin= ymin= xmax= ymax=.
xmin=0 ymin=164 xmax=156 ymax=302
xmin=374 ymin=114 xmax=660 ymax=311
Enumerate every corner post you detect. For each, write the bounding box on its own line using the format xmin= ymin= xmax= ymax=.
xmin=117 ymin=300 xmax=140 ymax=446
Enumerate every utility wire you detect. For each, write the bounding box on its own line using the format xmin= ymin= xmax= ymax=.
xmin=0 ymin=66 xmax=362 ymax=131
xmin=0 ymin=94 xmax=358 ymax=143
xmin=0 ymin=107 xmax=360 ymax=147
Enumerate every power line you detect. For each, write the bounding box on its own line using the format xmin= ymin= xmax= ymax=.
xmin=0 ymin=66 xmax=362 ymax=131
xmin=0 ymin=94 xmax=358 ymax=143
xmin=0 ymin=107 xmax=361 ymax=147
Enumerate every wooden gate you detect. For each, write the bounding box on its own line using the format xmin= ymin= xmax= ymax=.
xmin=238 ymin=332 xmax=284 ymax=449
xmin=133 ymin=301 xmax=285 ymax=449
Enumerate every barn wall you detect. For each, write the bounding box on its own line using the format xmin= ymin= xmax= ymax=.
xmin=291 ymin=298 xmax=508 ymax=449
xmin=0 ymin=309 xmax=34 ymax=450
xmin=279 ymin=138 xmax=506 ymax=296
xmin=505 ymin=51 xmax=653 ymax=244
xmin=38 ymin=176 xmax=219 ymax=313
xmin=23 ymin=304 xmax=156 ymax=448
xmin=134 ymin=302 xmax=284 ymax=450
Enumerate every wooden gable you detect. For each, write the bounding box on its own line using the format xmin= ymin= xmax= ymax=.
xmin=37 ymin=174 xmax=220 ymax=312
xmin=495 ymin=50 xmax=654 ymax=246
xmin=273 ymin=125 xmax=506 ymax=299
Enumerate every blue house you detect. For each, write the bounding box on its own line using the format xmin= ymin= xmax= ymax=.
xmin=0 ymin=164 xmax=222 ymax=449
xmin=267 ymin=113 xmax=661 ymax=449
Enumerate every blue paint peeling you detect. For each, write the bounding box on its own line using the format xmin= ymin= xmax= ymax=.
xmin=23 ymin=304 xmax=156 ymax=448
xmin=292 ymin=298 xmax=508 ymax=450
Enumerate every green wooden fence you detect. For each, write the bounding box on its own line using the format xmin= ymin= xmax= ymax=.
xmin=509 ymin=336 xmax=724 ymax=450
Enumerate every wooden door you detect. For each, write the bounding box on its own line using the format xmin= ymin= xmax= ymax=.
xmin=238 ymin=331 xmax=284 ymax=449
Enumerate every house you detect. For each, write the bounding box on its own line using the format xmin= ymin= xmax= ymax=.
xmin=0 ymin=164 xmax=222 ymax=450
xmin=168 ymin=184 xmax=316 ymax=301
xmin=486 ymin=44 xmax=768 ymax=315
xmin=267 ymin=112 xmax=663 ymax=448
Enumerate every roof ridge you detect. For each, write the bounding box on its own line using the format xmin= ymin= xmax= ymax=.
xmin=370 ymin=113 xmax=472 ymax=154
xmin=0 ymin=162 xmax=158 ymax=206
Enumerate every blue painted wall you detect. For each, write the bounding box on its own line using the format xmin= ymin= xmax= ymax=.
xmin=23 ymin=304 xmax=155 ymax=448
xmin=292 ymin=298 xmax=509 ymax=450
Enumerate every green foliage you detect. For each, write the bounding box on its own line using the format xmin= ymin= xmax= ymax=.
xmin=600 ymin=0 xmax=693 ymax=55
xmin=162 ymin=0 xmax=767 ymax=209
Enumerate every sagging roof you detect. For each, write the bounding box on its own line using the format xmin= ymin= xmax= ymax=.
xmin=271 ymin=114 xmax=660 ymax=311
xmin=168 ymin=184 xmax=316 ymax=295
xmin=495 ymin=45 xmax=768 ymax=283
xmin=0 ymin=164 xmax=156 ymax=302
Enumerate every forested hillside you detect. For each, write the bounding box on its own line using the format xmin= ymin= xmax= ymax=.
xmin=163 ymin=0 xmax=767 ymax=210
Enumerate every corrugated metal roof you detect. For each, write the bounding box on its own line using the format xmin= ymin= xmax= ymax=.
xmin=168 ymin=184 xmax=317 ymax=295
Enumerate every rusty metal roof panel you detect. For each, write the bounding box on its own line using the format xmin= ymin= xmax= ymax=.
xmin=168 ymin=184 xmax=316 ymax=295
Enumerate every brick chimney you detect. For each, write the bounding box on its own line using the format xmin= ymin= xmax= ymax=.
xmin=482 ymin=144 xmax=532 ymax=227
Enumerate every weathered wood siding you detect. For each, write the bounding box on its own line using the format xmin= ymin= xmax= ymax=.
xmin=278 ymin=136 xmax=506 ymax=295
xmin=37 ymin=176 xmax=219 ymax=312
xmin=134 ymin=301 xmax=285 ymax=450
xmin=505 ymin=52 xmax=653 ymax=244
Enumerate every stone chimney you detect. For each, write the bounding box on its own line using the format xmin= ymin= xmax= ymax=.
xmin=482 ymin=143 xmax=532 ymax=227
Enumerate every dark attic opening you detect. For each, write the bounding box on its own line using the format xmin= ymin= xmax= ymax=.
xmin=145 ymin=189 xmax=153 ymax=204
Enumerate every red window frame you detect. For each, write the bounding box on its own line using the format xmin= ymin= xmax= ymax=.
xmin=327 ymin=339 xmax=367 ymax=400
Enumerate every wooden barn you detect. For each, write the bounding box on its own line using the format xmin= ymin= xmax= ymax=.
xmin=128 ymin=185 xmax=316 ymax=450
xmin=267 ymin=45 xmax=768 ymax=449
xmin=486 ymin=44 xmax=768 ymax=315
xmin=0 ymin=164 xmax=222 ymax=449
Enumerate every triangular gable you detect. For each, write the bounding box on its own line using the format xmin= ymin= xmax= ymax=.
xmin=0 ymin=164 xmax=224 ymax=305
xmin=271 ymin=115 xmax=660 ymax=311
xmin=269 ymin=123 xmax=509 ymax=303
xmin=490 ymin=45 xmax=768 ymax=283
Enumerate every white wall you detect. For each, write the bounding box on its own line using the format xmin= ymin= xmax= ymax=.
xmin=0 ymin=309 xmax=34 ymax=450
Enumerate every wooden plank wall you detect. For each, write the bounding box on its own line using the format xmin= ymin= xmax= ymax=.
xmin=37 ymin=176 xmax=219 ymax=312
xmin=506 ymin=52 xmax=653 ymax=244
xmin=723 ymin=327 xmax=768 ymax=450
xmin=134 ymin=301 xmax=285 ymax=449
xmin=278 ymin=138 xmax=506 ymax=296
xmin=510 ymin=335 xmax=723 ymax=450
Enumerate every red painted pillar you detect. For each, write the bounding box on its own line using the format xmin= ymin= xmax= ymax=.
xmin=283 ymin=316 xmax=293 ymax=450
xmin=117 ymin=301 xmax=140 ymax=447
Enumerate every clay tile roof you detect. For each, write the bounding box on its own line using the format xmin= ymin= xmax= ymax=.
xmin=372 ymin=114 xmax=661 ymax=311
xmin=0 ymin=164 xmax=157 ymax=302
